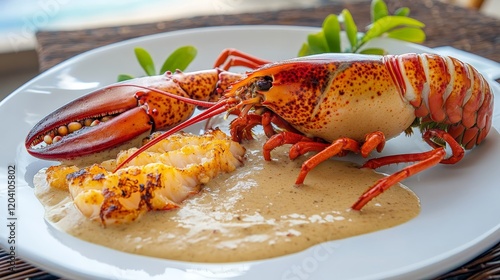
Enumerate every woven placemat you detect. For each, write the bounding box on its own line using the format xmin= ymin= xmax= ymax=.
xmin=1 ymin=242 xmax=499 ymax=279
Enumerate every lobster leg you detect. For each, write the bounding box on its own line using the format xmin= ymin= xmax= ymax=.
xmin=264 ymin=131 xmax=386 ymax=172
xmin=295 ymin=138 xmax=361 ymax=185
xmin=363 ymin=129 xmax=465 ymax=169
xmin=230 ymin=113 xmax=271 ymax=142
xmin=263 ymin=131 xmax=316 ymax=161
xmin=291 ymin=132 xmax=386 ymax=185
xmin=231 ymin=110 xmax=303 ymax=142
xmin=352 ymin=148 xmax=446 ymax=210
xmin=289 ymin=131 xmax=386 ymax=160
xmin=361 ymin=131 xmax=386 ymax=157
xmin=289 ymin=142 xmax=331 ymax=160
xmin=214 ymin=48 xmax=271 ymax=70
xmin=352 ymin=129 xmax=465 ymax=210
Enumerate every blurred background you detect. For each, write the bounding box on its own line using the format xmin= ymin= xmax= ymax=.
xmin=0 ymin=0 xmax=498 ymax=100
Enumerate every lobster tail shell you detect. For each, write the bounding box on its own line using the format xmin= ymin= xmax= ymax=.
xmin=385 ymin=53 xmax=494 ymax=149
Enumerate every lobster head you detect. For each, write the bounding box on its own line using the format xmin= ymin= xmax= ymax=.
xmin=224 ymin=54 xmax=346 ymax=132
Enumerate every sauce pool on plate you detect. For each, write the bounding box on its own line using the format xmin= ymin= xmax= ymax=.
xmin=34 ymin=137 xmax=420 ymax=262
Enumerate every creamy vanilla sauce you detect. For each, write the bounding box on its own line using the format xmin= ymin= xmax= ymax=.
xmin=34 ymin=137 xmax=420 ymax=262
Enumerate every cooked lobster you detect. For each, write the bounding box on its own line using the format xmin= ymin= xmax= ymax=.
xmin=25 ymin=49 xmax=493 ymax=210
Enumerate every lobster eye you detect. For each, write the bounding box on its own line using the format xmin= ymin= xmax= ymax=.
xmin=256 ymin=76 xmax=273 ymax=91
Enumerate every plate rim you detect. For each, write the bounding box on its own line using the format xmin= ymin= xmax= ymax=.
xmin=2 ymin=24 xmax=499 ymax=280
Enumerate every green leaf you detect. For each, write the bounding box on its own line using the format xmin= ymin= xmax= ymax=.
xmin=297 ymin=3 xmax=426 ymax=57
xmin=359 ymin=48 xmax=386 ymax=55
xmin=307 ymin=32 xmax=329 ymax=54
xmin=322 ymin=14 xmax=341 ymax=53
xmin=298 ymin=43 xmax=312 ymax=57
xmin=394 ymin=7 xmax=410 ymax=17
xmin=362 ymin=16 xmax=425 ymax=44
xmin=387 ymin=27 xmax=426 ymax=43
xmin=134 ymin=47 xmax=156 ymax=76
xmin=371 ymin=0 xmax=388 ymax=22
xmin=341 ymin=9 xmax=358 ymax=51
xmin=117 ymin=74 xmax=135 ymax=82
xmin=159 ymin=45 xmax=198 ymax=74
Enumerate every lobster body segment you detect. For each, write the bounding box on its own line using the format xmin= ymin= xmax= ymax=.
xmin=383 ymin=53 xmax=493 ymax=149
xmin=241 ymin=54 xmax=417 ymax=143
xmin=228 ymin=53 xmax=492 ymax=150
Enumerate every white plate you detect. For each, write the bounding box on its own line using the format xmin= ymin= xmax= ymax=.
xmin=1 ymin=25 xmax=499 ymax=280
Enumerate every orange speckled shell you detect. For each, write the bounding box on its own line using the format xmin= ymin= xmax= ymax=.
xmin=236 ymin=53 xmax=493 ymax=149
xmin=136 ymin=69 xmax=222 ymax=130
xmin=244 ymin=54 xmax=416 ymax=142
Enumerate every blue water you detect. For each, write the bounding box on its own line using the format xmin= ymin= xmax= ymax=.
xmin=0 ymin=0 xmax=180 ymax=51
xmin=0 ymin=0 xmax=168 ymax=32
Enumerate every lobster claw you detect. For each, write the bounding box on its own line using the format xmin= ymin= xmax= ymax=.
xmin=25 ymin=72 xmax=210 ymax=165
xmin=25 ymin=78 xmax=157 ymax=165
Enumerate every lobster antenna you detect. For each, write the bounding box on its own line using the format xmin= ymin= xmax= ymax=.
xmin=108 ymin=84 xmax=217 ymax=108
xmin=113 ymin=100 xmax=229 ymax=172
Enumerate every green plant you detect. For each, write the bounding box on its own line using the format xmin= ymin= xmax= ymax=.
xmin=298 ymin=0 xmax=426 ymax=56
xmin=118 ymin=45 xmax=197 ymax=81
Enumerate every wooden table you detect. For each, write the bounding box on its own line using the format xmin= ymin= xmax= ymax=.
xmin=2 ymin=0 xmax=499 ymax=279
